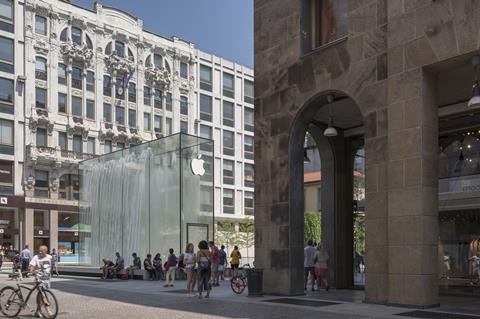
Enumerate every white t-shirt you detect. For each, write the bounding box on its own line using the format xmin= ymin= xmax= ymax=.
xmin=304 ymin=246 xmax=317 ymax=268
xmin=29 ymin=254 xmax=52 ymax=281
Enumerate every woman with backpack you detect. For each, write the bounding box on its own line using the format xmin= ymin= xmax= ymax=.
xmin=163 ymin=248 xmax=177 ymax=287
xmin=196 ymin=240 xmax=211 ymax=299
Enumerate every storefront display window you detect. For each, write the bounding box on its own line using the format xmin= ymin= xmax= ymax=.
xmin=0 ymin=209 xmax=18 ymax=261
xmin=58 ymin=212 xmax=80 ymax=264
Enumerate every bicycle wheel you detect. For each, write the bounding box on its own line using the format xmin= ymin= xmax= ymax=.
xmin=0 ymin=286 xmax=22 ymax=318
xmin=37 ymin=289 xmax=58 ymax=319
xmin=230 ymin=276 xmax=246 ymax=294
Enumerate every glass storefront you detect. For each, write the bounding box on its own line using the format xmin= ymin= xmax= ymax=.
xmin=78 ymin=133 xmax=214 ymax=267
xmin=439 ymin=124 xmax=480 ymax=294
xmin=58 ymin=212 xmax=80 ymax=264
xmin=0 ymin=208 xmax=19 ymax=261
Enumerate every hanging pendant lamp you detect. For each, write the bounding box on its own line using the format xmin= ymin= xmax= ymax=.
xmin=324 ymin=94 xmax=338 ymax=137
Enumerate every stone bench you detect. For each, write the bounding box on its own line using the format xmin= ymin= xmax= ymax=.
xmin=57 ymin=266 xmax=177 ymax=280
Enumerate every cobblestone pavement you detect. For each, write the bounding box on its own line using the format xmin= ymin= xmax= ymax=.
xmin=0 ymin=275 xmax=477 ymax=319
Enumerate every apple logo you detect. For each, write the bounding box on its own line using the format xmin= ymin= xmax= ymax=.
xmin=190 ymin=155 xmax=205 ymax=176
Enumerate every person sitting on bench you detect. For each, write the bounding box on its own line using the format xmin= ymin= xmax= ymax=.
xmin=101 ymin=258 xmax=114 ymax=280
xmin=126 ymin=253 xmax=141 ymax=279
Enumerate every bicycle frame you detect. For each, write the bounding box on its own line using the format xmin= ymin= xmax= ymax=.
xmin=14 ymin=282 xmax=45 ymax=309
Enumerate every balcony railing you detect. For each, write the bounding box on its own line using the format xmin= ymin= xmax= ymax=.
xmin=72 ymin=78 xmax=82 ymax=90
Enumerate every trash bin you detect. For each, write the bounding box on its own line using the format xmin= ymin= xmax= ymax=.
xmin=247 ymin=268 xmax=263 ymax=296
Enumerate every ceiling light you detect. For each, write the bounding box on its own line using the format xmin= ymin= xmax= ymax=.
xmin=324 ymin=94 xmax=338 ymax=138
xmin=468 ymin=55 xmax=480 ymax=108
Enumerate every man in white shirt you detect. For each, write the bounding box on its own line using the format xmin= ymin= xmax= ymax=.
xmin=304 ymin=239 xmax=317 ymax=291
xmin=29 ymin=245 xmax=53 ymax=318
xmin=469 ymin=252 xmax=480 ymax=285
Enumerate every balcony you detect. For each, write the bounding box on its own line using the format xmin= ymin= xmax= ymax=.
xmin=26 ymin=144 xmax=96 ymax=167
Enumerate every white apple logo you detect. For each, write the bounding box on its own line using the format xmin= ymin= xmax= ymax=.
xmin=190 ymin=155 xmax=205 ymax=176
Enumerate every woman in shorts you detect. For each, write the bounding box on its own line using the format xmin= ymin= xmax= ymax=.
xmin=184 ymin=243 xmax=196 ymax=296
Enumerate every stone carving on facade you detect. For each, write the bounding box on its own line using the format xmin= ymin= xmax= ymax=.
xmin=49 ymin=177 xmax=59 ymax=192
xmin=60 ymin=42 xmax=94 ymax=66
xmin=34 ymin=41 xmax=49 ymax=56
xmin=145 ymin=66 xmax=171 ymax=89
xmin=105 ymin=53 xmax=135 ymax=76
xmin=99 ymin=123 xmax=116 ymax=143
xmin=29 ymin=114 xmax=54 ymax=135
xmin=26 ymin=144 xmax=57 ymax=166
xmin=66 ymin=118 xmax=89 ymax=140
xmin=24 ymin=175 xmax=35 ymax=190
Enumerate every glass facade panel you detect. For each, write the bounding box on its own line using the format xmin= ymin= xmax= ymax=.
xmin=78 ymin=133 xmax=214 ymax=266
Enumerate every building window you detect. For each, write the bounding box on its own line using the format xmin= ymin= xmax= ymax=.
xmin=154 ymin=115 xmax=162 ymax=133
xmin=128 ymin=109 xmax=136 ymax=128
xmin=0 ymin=77 xmax=13 ymax=113
xmin=73 ymin=134 xmax=82 ymax=153
xmin=303 ymin=0 xmax=348 ymax=51
xmin=142 ymin=113 xmax=151 ymax=131
xmin=244 ymin=80 xmax=254 ymax=104
xmin=35 ymin=57 xmax=47 ymax=80
xmin=153 ymin=54 xmax=162 ymax=68
xmin=59 ymin=175 xmax=80 ymax=200
xmin=35 ymin=15 xmax=47 ymax=35
xmin=180 ymin=120 xmax=188 ymax=133
xmin=35 ymin=87 xmax=46 ymax=109
xmin=115 ymin=105 xmax=124 ymax=125
xmin=116 ymin=142 xmax=125 ymax=150
xmin=58 ymin=93 xmax=66 ymax=113
xmin=104 ymin=140 xmax=112 ymax=154
xmin=180 ymin=96 xmax=188 ymax=115
xmin=128 ymin=82 xmax=136 ymax=103
xmin=60 ymin=27 xmax=67 ymax=42
xmin=114 ymin=41 xmax=124 ymax=57
xmin=223 ymin=130 xmax=234 ymax=156
xmin=245 ymin=191 xmax=254 ymax=216
xmin=72 ymin=67 xmax=82 ymax=90
xmin=71 ymin=27 xmax=82 ymax=46
xmin=86 ymin=34 xmax=93 ymax=49
xmin=223 ymin=73 xmax=234 ymax=98
xmin=0 ymin=0 xmax=13 ymax=25
xmin=180 ymin=62 xmax=188 ymax=79
xmin=165 ymin=92 xmax=172 ymax=111
xmin=244 ymin=107 xmax=254 ymax=132
xmin=58 ymin=132 xmax=67 ymax=151
xmin=223 ymin=189 xmax=234 ymax=214
xmin=0 ymin=36 xmax=13 ymax=73
xmin=244 ymin=135 xmax=254 ymax=160
xmin=86 ymin=71 xmax=95 ymax=92
xmin=72 ymin=96 xmax=82 ymax=117
xmin=199 ymin=65 xmax=212 ymax=91
xmin=144 ymin=86 xmax=151 ymax=106
xmin=200 ymin=94 xmax=212 ymax=121
xmin=165 ymin=118 xmax=172 ymax=135
xmin=103 ymin=103 xmax=112 ymax=123
xmin=86 ymin=99 xmax=94 ymax=119
xmin=200 ymin=125 xmax=212 ymax=139
xmin=223 ymin=101 xmax=234 ymax=127
xmin=58 ymin=63 xmax=67 ymax=85
xmin=0 ymin=119 xmax=13 ymax=146
xmin=115 ymin=77 xmax=124 ymax=99
xmin=103 ymin=75 xmax=111 ymax=96
xmin=154 ymin=89 xmax=162 ymax=109
xmin=34 ymin=171 xmax=49 ymax=198
xmin=244 ymin=163 xmax=254 ymax=188
xmin=87 ymin=137 xmax=95 ymax=155
xmin=223 ymin=160 xmax=234 ymax=185
xmin=36 ymin=128 xmax=47 ymax=147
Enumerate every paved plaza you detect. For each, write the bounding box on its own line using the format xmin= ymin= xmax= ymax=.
xmin=0 ymin=275 xmax=478 ymax=319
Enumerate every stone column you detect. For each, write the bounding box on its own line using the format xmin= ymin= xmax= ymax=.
xmin=50 ymin=210 xmax=58 ymax=251
xmin=386 ymin=69 xmax=438 ymax=307
xmin=24 ymin=208 xmax=34 ymax=249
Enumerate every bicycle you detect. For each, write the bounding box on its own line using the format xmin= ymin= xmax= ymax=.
xmin=0 ymin=275 xmax=59 ymax=318
xmin=230 ymin=263 xmax=251 ymax=294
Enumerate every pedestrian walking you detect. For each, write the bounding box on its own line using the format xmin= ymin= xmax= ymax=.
xmin=304 ymin=239 xmax=317 ymax=291
xmin=209 ymin=241 xmax=220 ymax=286
xmin=20 ymin=245 xmax=32 ymax=275
xmin=51 ymin=248 xmax=59 ymax=277
xmin=218 ymin=245 xmax=227 ymax=280
xmin=314 ymin=244 xmax=330 ymax=291
xmin=184 ymin=243 xmax=196 ymax=295
xmin=196 ymin=240 xmax=211 ymax=299
xmin=230 ymin=246 xmax=241 ymax=277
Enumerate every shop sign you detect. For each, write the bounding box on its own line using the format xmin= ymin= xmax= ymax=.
xmin=0 ymin=229 xmax=4 ymax=234
xmin=0 ymin=197 xmax=7 ymax=205
xmin=0 ymin=220 xmax=10 ymax=225
xmin=439 ymin=174 xmax=480 ymax=200
xmin=34 ymin=229 xmax=49 ymax=237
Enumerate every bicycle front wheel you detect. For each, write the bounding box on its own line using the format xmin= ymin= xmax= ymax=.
xmin=230 ymin=277 xmax=246 ymax=294
xmin=37 ymin=289 xmax=59 ymax=319
xmin=0 ymin=286 xmax=22 ymax=318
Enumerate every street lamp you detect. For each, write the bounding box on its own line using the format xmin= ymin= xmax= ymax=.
xmin=468 ymin=55 xmax=480 ymax=108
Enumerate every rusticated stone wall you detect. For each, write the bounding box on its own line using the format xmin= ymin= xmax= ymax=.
xmin=254 ymin=0 xmax=480 ymax=307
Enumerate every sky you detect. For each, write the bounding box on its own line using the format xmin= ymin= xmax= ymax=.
xmin=74 ymin=0 xmax=254 ymax=67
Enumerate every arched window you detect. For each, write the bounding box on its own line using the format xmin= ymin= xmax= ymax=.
xmin=71 ymin=27 xmax=82 ymax=46
xmin=85 ymin=34 xmax=93 ymax=49
xmin=165 ymin=60 xmax=171 ymax=73
xmin=153 ymin=54 xmax=162 ymax=68
xmin=115 ymin=41 xmax=125 ymax=57
xmin=145 ymin=55 xmax=152 ymax=67
xmin=35 ymin=57 xmax=47 ymax=80
xmin=105 ymin=42 xmax=112 ymax=55
xmin=60 ymin=27 xmax=68 ymax=42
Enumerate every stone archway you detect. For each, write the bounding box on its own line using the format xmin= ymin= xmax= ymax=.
xmin=288 ymin=90 xmax=364 ymax=294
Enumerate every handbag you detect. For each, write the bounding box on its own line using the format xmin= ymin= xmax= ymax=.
xmin=163 ymin=262 xmax=170 ymax=272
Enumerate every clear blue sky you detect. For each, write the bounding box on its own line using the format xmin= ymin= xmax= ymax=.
xmin=73 ymin=0 xmax=254 ymax=67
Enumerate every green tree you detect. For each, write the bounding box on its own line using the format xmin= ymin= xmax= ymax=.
xmin=215 ymin=221 xmax=240 ymax=253
xmin=238 ymin=217 xmax=255 ymax=264
xmin=304 ymin=211 xmax=321 ymax=245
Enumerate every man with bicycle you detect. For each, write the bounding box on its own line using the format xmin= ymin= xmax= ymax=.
xmin=29 ymin=245 xmax=53 ymax=318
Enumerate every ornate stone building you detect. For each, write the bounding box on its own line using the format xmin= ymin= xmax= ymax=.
xmin=0 ymin=0 xmax=254 ymax=262
xmin=255 ymin=0 xmax=480 ymax=308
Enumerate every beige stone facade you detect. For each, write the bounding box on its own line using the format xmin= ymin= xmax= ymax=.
xmin=254 ymin=0 xmax=480 ymax=307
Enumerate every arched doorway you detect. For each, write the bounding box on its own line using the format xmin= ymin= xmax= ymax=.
xmin=289 ymin=91 xmax=364 ymax=293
